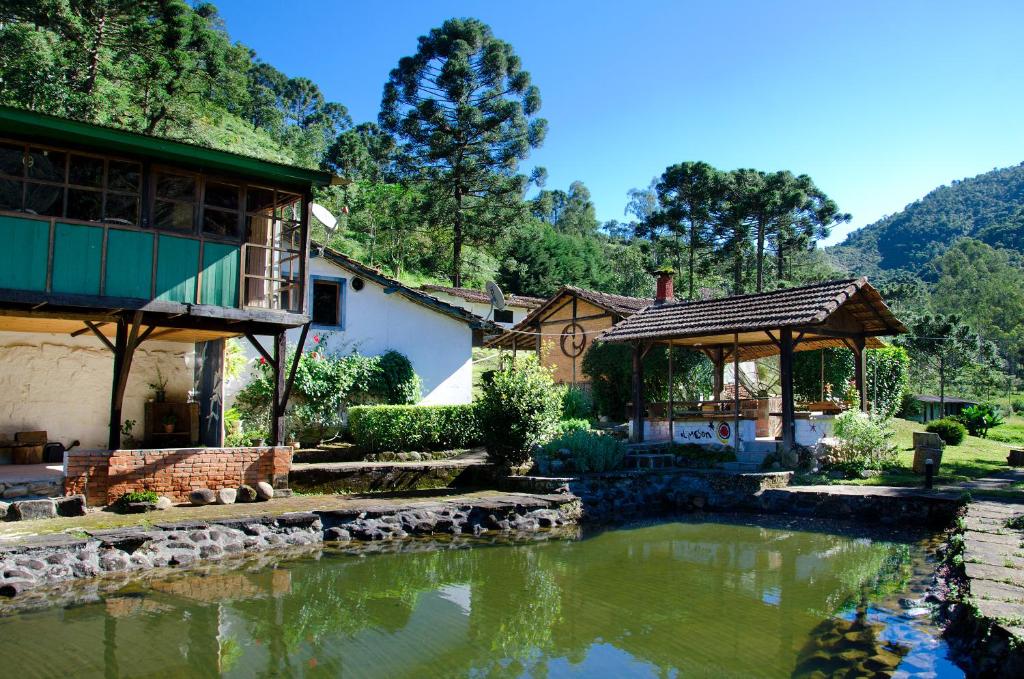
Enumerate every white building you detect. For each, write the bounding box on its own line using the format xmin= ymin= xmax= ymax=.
xmin=233 ymin=247 xmax=491 ymax=406
xmin=419 ymin=284 xmax=542 ymax=329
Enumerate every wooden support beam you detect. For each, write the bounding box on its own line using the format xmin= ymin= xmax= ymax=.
xmin=71 ymin=322 xmax=105 ymax=338
xmin=133 ymin=325 xmax=157 ymax=348
xmin=733 ymin=333 xmax=741 ymax=454
xmin=84 ymin=321 xmax=115 ymax=352
xmin=853 ymin=334 xmax=868 ymax=412
xmin=780 ymin=326 xmax=796 ymax=455
xmin=245 ymin=333 xmax=277 ymax=370
xmin=667 ymin=344 xmax=674 ymax=443
xmin=280 ymin=323 xmax=310 ymax=411
xmin=107 ymin=311 xmax=143 ymax=450
xmin=630 ymin=342 xmax=644 ymax=443
xmin=713 ymin=347 xmax=725 ymax=401
xmin=270 ymin=330 xmax=287 ymax=446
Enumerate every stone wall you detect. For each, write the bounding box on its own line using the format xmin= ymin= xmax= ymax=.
xmin=65 ymin=447 xmax=292 ymax=506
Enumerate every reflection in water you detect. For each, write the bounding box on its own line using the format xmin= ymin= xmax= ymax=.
xmin=0 ymin=516 xmax=962 ymax=678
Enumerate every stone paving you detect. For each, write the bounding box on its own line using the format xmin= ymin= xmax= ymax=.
xmin=961 ymin=499 xmax=1024 ymax=637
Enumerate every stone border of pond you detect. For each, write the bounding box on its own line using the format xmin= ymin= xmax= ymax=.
xmin=937 ymin=499 xmax=1024 ymax=677
xmin=0 ymin=493 xmax=579 ymax=602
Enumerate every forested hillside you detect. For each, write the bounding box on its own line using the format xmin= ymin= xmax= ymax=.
xmin=830 ymin=162 xmax=1024 ymax=274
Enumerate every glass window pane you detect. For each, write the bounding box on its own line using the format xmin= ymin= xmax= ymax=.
xmin=68 ymin=155 xmax=103 ymax=187
xmin=202 ymin=208 xmax=239 ymax=238
xmin=312 ymin=281 xmax=339 ymax=325
xmin=105 ymin=193 xmax=139 ymax=225
xmin=0 ymin=142 xmax=23 ymax=177
xmin=155 ymin=172 xmax=195 ymax=201
xmin=153 ymin=199 xmax=194 ymax=232
xmin=66 ymin=188 xmax=102 ymax=221
xmin=108 ymin=160 xmax=141 ymax=193
xmin=27 ymin=148 xmax=65 ymax=182
xmin=24 ymin=182 xmax=62 ymax=215
xmin=205 ymin=181 xmax=239 ymax=210
xmin=275 ymin=194 xmax=302 ymax=220
xmin=246 ymin=186 xmax=275 ymax=214
xmin=0 ymin=178 xmax=22 ymax=210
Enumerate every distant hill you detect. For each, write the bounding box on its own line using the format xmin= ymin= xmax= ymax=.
xmin=830 ymin=162 xmax=1024 ymax=275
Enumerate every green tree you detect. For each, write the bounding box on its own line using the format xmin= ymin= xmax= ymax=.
xmin=899 ymin=314 xmax=1000 ymax=409
xmin=380 ymin=18 xmax=547 ymax=286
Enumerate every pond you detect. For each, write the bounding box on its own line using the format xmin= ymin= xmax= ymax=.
xmin=0 ymin=515 xmax=964 ymax=678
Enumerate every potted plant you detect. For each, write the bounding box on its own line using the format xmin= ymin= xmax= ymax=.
xmin=121 ymin=419 xmax=137 ymax=447
xmin=161 ymin=412 xmax=177 ymax=433
xmin=149 ymin=365 xmax=169 ymax=403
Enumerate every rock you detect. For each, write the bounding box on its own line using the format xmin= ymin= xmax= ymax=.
xmin=10 ymin=498 xmax=57 ymax=521
xmin=54 ymin=494 xmax=86 ymax=517
xmin=255 ymin=482 xmax=274 ymax=501
xmin=2 ymin=485 xmax=28 ymax=499
xmin=215 ymin=488 xmax=237 ymax=505
xmin=189 ymin=489 xmax=215 ymax=506
xmin=323 ymin=526 xmax=351 ymax=542
xmin=858 ymin=469 xmax=881 ymax=479
xmin=407 ymin=451 xmax=422 ymax=461
xmin=902 ymin=607 xmax=931 ymax=618
xmin=236 ymin=485 xmax=258 ymax=503
xmin=0 ymin=500 xmax=8 ymax=519
xmin=155 ymin=496 xmax=173 ymax=510
xmin=125 ymin=501 xmax=156 ymax=514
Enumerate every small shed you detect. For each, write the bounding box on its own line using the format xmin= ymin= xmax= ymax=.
xmin=911 ymin=395 xmax=978 ymax=423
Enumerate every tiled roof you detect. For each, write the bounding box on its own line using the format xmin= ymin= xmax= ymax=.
xmin=601 ymin=278 xmax=905 ymax=343
xmin=314 ymin=245 xmax=495 ymax=330
xmin=561 ymin=286 xmax=652 ymax=315
xmin=419 ymin=284 xmax=545 ymax=309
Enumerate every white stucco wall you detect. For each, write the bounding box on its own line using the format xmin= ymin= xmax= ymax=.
xmin=426 ymin=291 xmax=532 ymax=329
xmin=0 ymin=332 xmax=193 ymax=448
xmin=231 ymin=256 xmax=474 ymax=406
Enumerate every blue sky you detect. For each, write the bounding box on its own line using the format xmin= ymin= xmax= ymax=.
xmin=214 ymin=1 xmax=1024 ymax=244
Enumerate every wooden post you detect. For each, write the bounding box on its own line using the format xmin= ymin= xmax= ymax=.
xmin=270 ymin=330 xmax=287 ymax=446
xmin=667 ymin=343 xmax=674 ymax=443
xmin=631 ymin=343 xmax=644 ymax=443
xmin=853 ymin=335 xmax=867 ymax=413
xmin=780 ymin=327 xmax=796 ymax=453
xmin=733 ymin=334 xmax=741 ymax=454
xmin=195 ymin=339 xmax=225 ymax=447
xmin=107 ymin=312 xmax=143 ymax=450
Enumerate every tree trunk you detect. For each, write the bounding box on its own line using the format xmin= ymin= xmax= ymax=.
xmin=756 ymin=216 xmax=766 ymax=292
xmin=939 ymin=353 xmax=946 ymax=413
xmin=85 ymin=11 xmax=107 ymax=96
xmin=451 ymin=187 xmax=463 ymax=287
xmin=688 ymin=222 xmax=696 ymax=300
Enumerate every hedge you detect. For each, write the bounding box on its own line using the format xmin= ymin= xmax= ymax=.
xmin=348 ymin=404 xmax=481 ymax=452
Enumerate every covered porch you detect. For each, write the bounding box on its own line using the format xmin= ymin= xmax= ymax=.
xmin=600 ymin=278 xmax=906 ymax=463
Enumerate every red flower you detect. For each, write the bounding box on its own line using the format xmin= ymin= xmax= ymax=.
xmin=259 ymin=357 xmax=266 ymax=365
xmin=313 ymin=334 xmax=320 ymax=343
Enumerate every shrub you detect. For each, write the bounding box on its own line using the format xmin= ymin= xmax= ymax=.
xmin=554 ymin=418 xmax=591 ymax=437
xmin=898 ymin=392 xmax=922 ymax=418
xmin=113 ymin=490 xmax=159 ymax=511
xmin=348 ymin=404 xmax=480 ymax=452
xmin=560 ymin=385 xmax=593 ymax=420
xmin=826 ymin=411 xmax=899 ymax=474
xmin=956 ymin=403 xmax=1005 ymax=438
xmin=366 ymin=350 xmax=422 ymax=405
xmin=926 ymin=418 xmax=967 ymax=446
xmin=477 ymin=356 xmax=562 ymax=467
xmin=672 ymin=443 xmax=736 ymax=468
xmin=1011 ymin=397 xmax=1024 ymax=414
xmin=537 ymin=429 xmax=626 ymax=474
xmin=795 ymin=347 xmax=910 ymax=417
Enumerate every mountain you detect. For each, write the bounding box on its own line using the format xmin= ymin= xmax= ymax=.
xmin=830 ymin=162 xmax=1024 ymax=275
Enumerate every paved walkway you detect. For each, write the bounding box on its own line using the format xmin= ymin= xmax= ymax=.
xmin=951 ymin=468 xmax=1024 ymax=493
xmin=961 ymin=499 xmax=1024 ymax=638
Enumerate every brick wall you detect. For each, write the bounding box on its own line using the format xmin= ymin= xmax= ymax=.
xmin=65 ymin=447 xmax=292 ymax=506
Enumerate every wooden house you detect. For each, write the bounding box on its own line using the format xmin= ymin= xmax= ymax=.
xmin=487 ymin=285 xmax=651 ymax=385
xmin=0 ymin=106 xmax=336 ymax=449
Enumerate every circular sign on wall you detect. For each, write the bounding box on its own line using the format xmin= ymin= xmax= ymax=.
xmin=716 ymin=422 xmax=732 ymax=443
xmin=560 ymin=322 xmax=587 ymax=358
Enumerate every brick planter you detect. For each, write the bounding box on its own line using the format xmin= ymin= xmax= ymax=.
xmin=64 ymin=447 xmax=292 ymax=507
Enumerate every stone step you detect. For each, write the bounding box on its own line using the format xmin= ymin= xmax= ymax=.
xmin=722 ymin=461 xmax=762 ymax=472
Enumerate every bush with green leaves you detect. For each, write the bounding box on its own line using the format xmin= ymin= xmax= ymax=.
xmin=1011 ymin=397 xmax=1024 ymax=414
xmin=477 ymin=356 xmax=562 ymax=467
xmin=348 ymin=404 xmax=480 ymax=452
xmin=234 ymin=336 xmax=421 ymax=444
xmin=672 ymin=443 xmax=736 ymax=468
xmin=559 ymin=385 xmax=592 ymax=420
xmin=114 ymin=490 xmax=159 ymax=511
xmin=955 ymin=403 xmax=1004 ymax=438
xmin=826 ymin=411 xmax=899 ymax=474
xmin=794 ymin=347 xmax=909 ymax=417
xmin=926 ymin=418 xmax=967 ymax=446
xmin=554 ymin=418 xmax=591 ymax=437
xmin=536 ymin=429 xmax=625 ymax=474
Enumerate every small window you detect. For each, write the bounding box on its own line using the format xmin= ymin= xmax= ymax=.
xmin=202 ymin=180 xmax=241 ymax=238
xmin=312 ymin=279 xmax=342 ymax=326
xmin=494 ymin=309 xmax=514 ymax=324
xmin=153 ymin=170 xmax=196 ymax=232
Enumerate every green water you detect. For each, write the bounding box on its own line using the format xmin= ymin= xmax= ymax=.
xmin=0 ymin=516 xmax=963 ymax=678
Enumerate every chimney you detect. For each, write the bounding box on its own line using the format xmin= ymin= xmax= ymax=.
xmin=655 ymin=269 xmax=674 ymax=304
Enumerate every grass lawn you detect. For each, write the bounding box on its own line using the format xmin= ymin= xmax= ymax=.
xmin=823 ymin=417 xmax=1019 ymax=488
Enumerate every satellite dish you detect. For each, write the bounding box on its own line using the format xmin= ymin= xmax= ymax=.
xmin=486 ymin=281 xmax=506 ymax=312
xmin=309 ymin=202 xmax=338 ymax=232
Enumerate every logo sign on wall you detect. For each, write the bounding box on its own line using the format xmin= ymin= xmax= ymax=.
xmin=672 ymin=420 xmax=733 ymax=445
xmin=560 ymin=322 xmax=586 ymax=358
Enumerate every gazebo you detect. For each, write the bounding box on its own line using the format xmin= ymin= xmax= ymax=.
xmin=600 ymin=276 xmax=906 ymax=455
